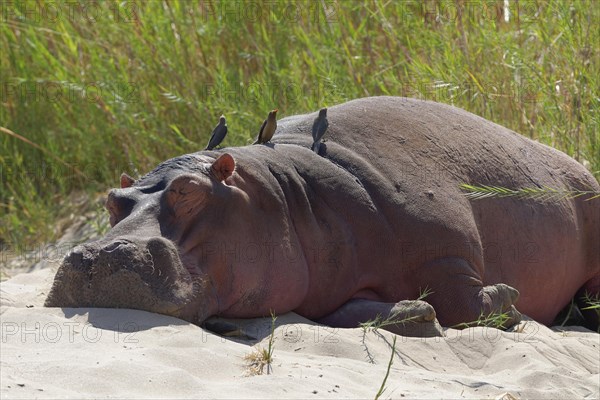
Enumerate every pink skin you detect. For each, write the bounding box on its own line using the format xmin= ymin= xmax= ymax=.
xmin=45 ymin=97 xmax=600 ymax=332
xmin=108 ymin=154 xmax=311 ymax=324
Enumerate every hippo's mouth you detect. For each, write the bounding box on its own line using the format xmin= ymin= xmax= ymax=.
xmin=44 ymin=236 xmax=206 ymax=322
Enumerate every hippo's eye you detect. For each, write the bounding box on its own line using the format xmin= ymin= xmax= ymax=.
xmin=107 ymin=207 xmax=120 ymax=227
xmin=106 ymin=202 xmax=121 ymax=227
xmin=105 ymin=191 xmax=136 ymax=227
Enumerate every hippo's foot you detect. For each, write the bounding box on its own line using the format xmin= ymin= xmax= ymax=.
xmin=381 ymin=300 xmax=444 ymax=337
xmin=445 ymin=283 xmax=522 ymax=329
xmin=317 ymin=298 xmax=444 ymax=337
xmin=472 ymin=283 xmax=522 ymax=329
xmin=419 ymin=258 xmax=523 ymax=329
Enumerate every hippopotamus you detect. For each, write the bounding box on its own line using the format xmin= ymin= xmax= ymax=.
xmin=45 ymin=96 xmax=600 ymax=336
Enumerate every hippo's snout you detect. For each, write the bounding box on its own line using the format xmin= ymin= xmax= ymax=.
xmin=45 ymin=236 xmax=196 ymax=317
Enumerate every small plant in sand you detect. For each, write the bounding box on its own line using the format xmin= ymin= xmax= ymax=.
xmin=557 ymin=293 xmax=599 ymax=330
xmin=360 ymin=310 xmax=413 ymax=365
xmin=360 ymin=288 xmax=432 ymax=365
xmin=451 ymin=310 xmax=511 ymax=330
xmin=244 ymin=311 xmax=277 ymax=375
xmin=460 ymin=184 xmax=600 ymax=202
xmin=558 ymin=299 xmax=579 ymax=327
xmin=374 ymin=336 xmax=397 ymax=400
xmin=581 ymin=292 xmax=600 ymax=311
xmin=581 ymin=292 xmax=600 ymax=333
xmin=359 ymin=313 xmax=421 ymax=333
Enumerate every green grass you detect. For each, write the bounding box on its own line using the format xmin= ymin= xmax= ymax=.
xmin=460 ymin=183 xmax=600 ymax=201
xmin=581 ymin=292 xmax=600 ymax=333
xmin=360 ymin=312 xmax=420 ymax=333
xmin=451 ymin=310 xmax=512 ymax=329
xmin=581 ymin=292 xmax=600 ymax=312
xmin=374 ymin=336 xmax=396 ymax=400
xmin=557 ymin=293 xmax=600 ymax=331
xmin=1 ymin=0 xmax=599 ymax=251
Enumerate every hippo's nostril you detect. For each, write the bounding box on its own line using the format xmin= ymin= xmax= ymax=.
xmin=66 ymin=248 xmax=83 ymax=261
xmin=102 ymin=242 xmax=122 ymax=252
xmin=102 ymin=240 xmax=132 ymax=253
xmin=64 ymin=246 xmax=88 ymax=269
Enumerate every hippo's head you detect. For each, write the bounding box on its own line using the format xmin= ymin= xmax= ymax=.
xmin=45 ymin=152 xmax=259 ymax=323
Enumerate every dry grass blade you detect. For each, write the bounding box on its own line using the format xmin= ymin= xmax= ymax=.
xmin=1 ymin=126 xmax=89 ymax=180
xmin=244 ymin=311 xmax=277 ymax=376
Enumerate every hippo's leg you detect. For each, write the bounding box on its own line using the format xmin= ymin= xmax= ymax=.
xmin=317 ymin=299 xmax=444 ymax=337
xmin=420 ymin=257 xmax=522 ymax=328
xmin=577 ymin=275 xmax=600 ymax=332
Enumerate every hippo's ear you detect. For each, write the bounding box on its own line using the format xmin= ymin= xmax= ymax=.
xmin=211 ymin=153 xmax=235 ymax=182
xmin=164 ymin=175 xmax=209 ymax=217
xmin=120 ymin=173 xmax=135 ymax=188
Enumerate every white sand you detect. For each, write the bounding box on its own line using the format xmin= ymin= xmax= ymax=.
xmin=1 ymin=268 xmax=598 ymax=399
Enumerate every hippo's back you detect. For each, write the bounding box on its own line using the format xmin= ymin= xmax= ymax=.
xmin=278 ymin=97 xmax=594 ymax=192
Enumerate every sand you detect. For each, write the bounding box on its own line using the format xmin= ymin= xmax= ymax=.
xmin=1 ymin=268 xmax=598 ymax=399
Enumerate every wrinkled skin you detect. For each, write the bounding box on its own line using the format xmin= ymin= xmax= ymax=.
xmin=45 ymin=97 xmax=600 ymax=335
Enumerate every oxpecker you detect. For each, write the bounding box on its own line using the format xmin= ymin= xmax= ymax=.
xmin=311 ymin=108 xmax=329 ymax=153
xmin=253 ymin=109 xmax=278 ymax=144
xmin=205 ymin=115 xmax=228 ymax=150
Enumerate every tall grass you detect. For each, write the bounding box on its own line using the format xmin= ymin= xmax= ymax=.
xmin=1 ymin=0 xmax=598 ymax=251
